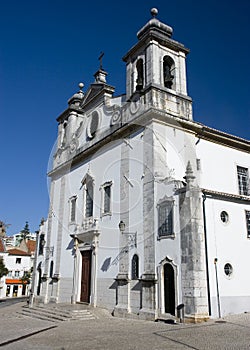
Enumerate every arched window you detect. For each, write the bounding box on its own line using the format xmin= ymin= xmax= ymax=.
xmin=163 ymin=56 xmax=175 ymax=89
xmin=38 ymin=234 xmax=45 ymax=255
xmin=49 ymin=261 xmax=54 ymax=278
xmin=131 ymin=254 xmax=139 ymax=279
xmin=136 ymin=59 xmax=144 ymax=91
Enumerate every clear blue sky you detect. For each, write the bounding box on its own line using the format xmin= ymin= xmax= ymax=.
xmin=1 ymin=0 xmax=249 ymax=235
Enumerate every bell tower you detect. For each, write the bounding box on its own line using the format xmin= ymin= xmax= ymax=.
xmin=123 ymin=8 xmax=192 ymax=120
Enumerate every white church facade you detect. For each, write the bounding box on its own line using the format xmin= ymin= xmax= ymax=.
xmin=34 ymin=9 xmax=250 ymax=322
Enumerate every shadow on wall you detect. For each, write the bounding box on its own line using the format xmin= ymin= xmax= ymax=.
xmin=101 ymin=257 xmax=112 ymax=272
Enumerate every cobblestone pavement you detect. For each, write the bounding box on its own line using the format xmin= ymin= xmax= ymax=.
xmin=1 ymin=301 xmax=250 ymax=349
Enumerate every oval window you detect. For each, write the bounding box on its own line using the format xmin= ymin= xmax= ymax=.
xmin=87 ymin=110 xmax=99 ymax=139
xmin=90 ymin=111 xmax=99 ymax=136
xmin=224 ymin=263 xmax=233 ymax=277
xmin=220 ymin=211 xmax=229 ymax=223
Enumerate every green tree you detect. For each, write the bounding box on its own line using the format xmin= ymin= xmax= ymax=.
xmin=0 ymin=258 xmax=8 ymax=279
xmin=20 ymin=269 xmax=32 ymax=284
xmin=20 ymin=221 xmax=30 ymax=240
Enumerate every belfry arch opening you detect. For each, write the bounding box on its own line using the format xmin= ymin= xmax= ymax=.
xmin=136 ymin=59 xmax=144 ymax=91
xmin=163 ymin=56 xmax=175 ymax=89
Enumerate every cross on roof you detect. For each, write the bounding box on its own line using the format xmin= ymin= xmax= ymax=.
xmin=98 ymin=52 xmax=104 ymax=70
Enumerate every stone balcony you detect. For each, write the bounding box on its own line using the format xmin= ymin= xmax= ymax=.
xmin=70 ymin=218 xmax=100 ymax=245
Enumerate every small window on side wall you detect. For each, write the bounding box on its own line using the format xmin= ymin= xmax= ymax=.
xmin=220 ymin=211 xmax=229 ymax=223
xmin=158 ymin=199 xmax=174 ymax=238
xmin=237 ymin=166 xmax=249 ymax=196
xmin=224 ymin=263 xmax=233 ymax=277
xmin=246 ymin=210 xmax=250 ymax=238
xmin=131 ymin=254 xmax=139 ymax=280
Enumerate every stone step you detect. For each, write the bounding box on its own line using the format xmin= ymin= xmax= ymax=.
xmin=156 ymin=313 xmax=178 ymax=324
xmin=17 ymin=305 xmax=96 ymax=323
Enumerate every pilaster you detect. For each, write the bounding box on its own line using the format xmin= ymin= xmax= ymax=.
xmin=179 ymin=162 xmax=209 ymax=322
xmin=139 ymin=125 xmax=157 ymax=320
xmin=114 ymin=142 xmax=131 ymax=316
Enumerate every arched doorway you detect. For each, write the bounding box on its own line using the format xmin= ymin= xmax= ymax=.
xmin=164 ymin=263 xmax=175 ymax=315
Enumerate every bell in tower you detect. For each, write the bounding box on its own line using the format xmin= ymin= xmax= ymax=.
xmin=123 ymin=8 xmax=193 ymax=120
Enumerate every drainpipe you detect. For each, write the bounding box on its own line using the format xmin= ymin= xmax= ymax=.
xmin=214 ymin=258 xmax=221 ymax=318
xmin=202 ymin=193 xmax=211 ymax=315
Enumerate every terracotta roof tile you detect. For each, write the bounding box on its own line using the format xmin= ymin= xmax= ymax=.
xmin=8 ymin=248 xmax=31 ymax=256
xmin=26 ymin=240 xmax=36 ymax=254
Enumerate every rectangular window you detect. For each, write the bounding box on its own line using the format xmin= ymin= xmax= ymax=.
xmin=70 ymin=196 xmax=77 ymax=222
xmin=14 ymin=271 xmax=20 ymax=277
xmin=85 ymin=186 xmax=93 ymax=217
xmin=104 ymin=185 xmax=111 ymax=214
xmin=8 ymin=271 xmax=12 ymax=277
xmin=237 ymin=166 xmax=249 ymax=196
xmin=38 ymin=233 xmax=45 ymax=255
xmin=158 ymin=200 xmax=174 ymax=237
xmin=16 ymin=258 xmax=21 ymax=264
xmin=246 ymin=211 xmax=250 ymax=238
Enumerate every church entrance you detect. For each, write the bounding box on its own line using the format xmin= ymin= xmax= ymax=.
xmin=80 ymin=250 xmax=92 ymax=303
xmin=164 ymin=263 xmax=175 ymax=315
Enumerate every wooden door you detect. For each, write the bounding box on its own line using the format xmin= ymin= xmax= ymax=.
xmin=164 ymin=263 xmax=175 ymax=315
xmin=80 ymin=250 xmax=92 ymax=303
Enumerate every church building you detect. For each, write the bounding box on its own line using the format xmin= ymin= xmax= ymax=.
xmin=34 ymin=8 xmax=250 ymax=322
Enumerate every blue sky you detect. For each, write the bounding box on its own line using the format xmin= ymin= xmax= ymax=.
xmin=0 ymin=0 xmax=249 ymax=235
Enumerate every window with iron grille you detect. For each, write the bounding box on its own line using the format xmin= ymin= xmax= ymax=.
xmin=246 ymin=211 xmax=250 ymax=238
xmin=237 ymin=166 xmax=249 ymax=195
xmin=158 ymin=200 xmax=174 ymax=237
xmin=70 ymin=196 xmax=77 ymax=222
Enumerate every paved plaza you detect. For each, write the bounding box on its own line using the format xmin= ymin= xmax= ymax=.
xmin=0 ymin=301 xmax=250 ymax=349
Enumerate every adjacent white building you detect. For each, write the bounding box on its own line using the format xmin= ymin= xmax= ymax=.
xmin=33 ymin=8 xmax=250 ymax=321
xmin=0 ymin=239 xmax=35 ymax=298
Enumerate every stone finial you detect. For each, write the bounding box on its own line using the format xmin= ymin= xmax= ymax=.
xmin=184 ymin=161 xmax=196 ymax=185
xmin=151 ymin=8 xmax=158 ymax=17
xmin=67 ymin=82 xmax=85 ymax=106
xmin=137 ymin=8 xmax=173 ymax=40
xmin=79 ymin=82 xmax=84 ymax=92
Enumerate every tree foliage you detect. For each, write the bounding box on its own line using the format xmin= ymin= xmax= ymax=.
xmin=20 ymin=221 xmax=30 ymax=240
xmin=0 ymin=258 xmax=8 ymax=279
xmin=20 ymin=269 xmax=32 ymax=284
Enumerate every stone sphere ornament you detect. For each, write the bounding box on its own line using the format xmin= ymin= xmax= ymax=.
xmin=151 ymin=8 xmax=158 ymax=17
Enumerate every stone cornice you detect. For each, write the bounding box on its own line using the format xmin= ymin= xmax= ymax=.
xmin=123 ymin=33 xmax=189 ymax=62
xmin=149 ymin=108 xmax=250 ymax=153
xmin=202 ymin=189 xmax=250 ymax=204
xmin=48 ymin=106 xmax=250 ymax=178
